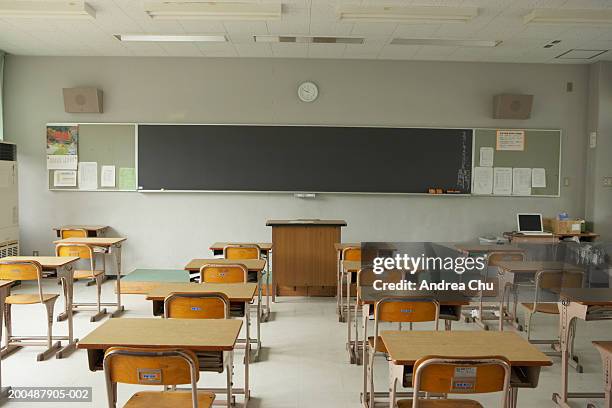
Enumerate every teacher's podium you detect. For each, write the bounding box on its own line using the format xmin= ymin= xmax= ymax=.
xmin=267 ymin=219 xmax=347 ymax=298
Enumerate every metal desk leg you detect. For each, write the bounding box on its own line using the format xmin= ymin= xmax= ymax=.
xmin=361 ymin=304 xmax=369 ymax=408
xmin=262 ymin=253 xmax=271 ymax=322
xmin=244 ymin=302 xmax=250 ymax=404
xmin=336 ymin=251 xmax=341 ymax=317
xmin=111 ymin=245 xmax=125 ymax=317
xmin=347 ymin=285 xmax=354 ymax=364
xmin=0 ymin=285 xmax=10 ymax=398
xmin=56 ymin=264 xmax=78 ymax=359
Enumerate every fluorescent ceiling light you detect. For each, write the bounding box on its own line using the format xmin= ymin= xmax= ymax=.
xmin=254 ymin=35 xmax=364 ymax=44
xmin=555 ymin=49 xmax=608 ymax=59
xmin=391 ymin=38 xmax=501 ymax=47
xmin=0 ymin=1 xmax=95 ymax=18
xmin=337 ymin=5 xmax=478 ymax=23
xmin=524 ymin=9 xmax=612 ymax=25
xmin=115 ymin=34 xmax=227 ymax=42
xmin=144 ymin=1 xmax=281 ymax=21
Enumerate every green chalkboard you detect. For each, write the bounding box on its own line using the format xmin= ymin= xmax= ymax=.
xmin=48 ymin=123 xmax=136 ymax=191
xmin=473 ymin=128 xmax=561 ymax=196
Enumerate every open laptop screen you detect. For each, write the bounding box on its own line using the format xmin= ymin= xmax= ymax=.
xmin=517 ymin=214 xmax=543 ymax=232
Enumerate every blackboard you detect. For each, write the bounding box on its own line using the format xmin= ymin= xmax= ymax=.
xmin=137 ymin=125 xmax=473 ymax=194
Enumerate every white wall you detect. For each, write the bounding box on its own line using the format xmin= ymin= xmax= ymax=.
xmin=4 ymin=56 xmax=591 ymax=270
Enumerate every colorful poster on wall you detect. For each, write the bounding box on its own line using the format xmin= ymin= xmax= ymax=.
xmin=47 ymin=125 xmax=78 ymax=155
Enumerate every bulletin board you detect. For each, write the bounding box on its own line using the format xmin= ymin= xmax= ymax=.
xmin=47 ymin=123 xmax=137 ymax=191
xmin=472 ymin=128 xmax=561 ymax=197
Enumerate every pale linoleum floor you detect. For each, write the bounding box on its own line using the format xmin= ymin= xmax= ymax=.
xmin=1 ymin=279 xmax=611 ymax=408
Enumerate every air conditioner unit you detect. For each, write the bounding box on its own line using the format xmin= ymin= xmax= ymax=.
xmin=0 ymin=142 xmax=19 ymax=258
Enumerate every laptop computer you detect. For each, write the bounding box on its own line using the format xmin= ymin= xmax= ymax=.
xmin=516 ymin=213 xmax=553 ymax=236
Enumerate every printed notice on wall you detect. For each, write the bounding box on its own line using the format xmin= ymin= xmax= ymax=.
xmin=496 ymin=130 xmax=525 ymax=151
xmin=78 ymin=162 xmax=98 ymax=190
xmin=479 ymin=147 xmax=494 ymax=167
xmin=101 ymin=165 xmax=116 ymax=188
xmin=493 ymin=167 xmax=513 ymax=195
xmin=532 ymin=168 xmax=546 ymax=188
xmin=512 ymin=168 xmax=532 ymax=196
xmin=473 ymin=167 xmax=493 ymax=195
xmin=47 ymin=155 xmax=78 ymax=170
xmin=53 ymin=170 xmax=77 ymax=187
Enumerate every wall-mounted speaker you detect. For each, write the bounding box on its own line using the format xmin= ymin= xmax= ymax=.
xmin=493 ymin=94 xmax=533 ymax=119
xmin=63 ymin=87 xmax=103 ymax=113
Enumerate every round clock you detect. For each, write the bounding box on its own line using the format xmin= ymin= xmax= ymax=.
xmin=298 ymin=81 xmax=319 ymax=103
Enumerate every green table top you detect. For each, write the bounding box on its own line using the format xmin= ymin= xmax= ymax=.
xmin=122 ymin=269 xmax=190 ymax=282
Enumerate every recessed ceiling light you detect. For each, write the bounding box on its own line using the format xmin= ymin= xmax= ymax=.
xmin=0 ymin=1 xmax=95 ymax=19
xmin=555 ymin=49 xmax=608 ymax=59
xmin=391 ymin=38 xmax=501 ymax=47
xmin=144 ymin=1 xmax=281 ymax=21
xmin=524 ymin=9 xmax=612 ymax=25
xmin=337 ymin=5 xmax=478 ymax=23
xmin=254 ymin=36 xmax=364 ymax=44
xmin=115 ymin=34 xmax=228 ymax=43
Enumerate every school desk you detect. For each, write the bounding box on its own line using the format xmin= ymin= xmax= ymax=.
xmin=53 ymin=237 xmax=127 ymax=317
xmin=552 ymin=288 xmax=612 ymax=408
xmin=379 ymin=331 xmax=553 ymax=408
xmin=454 ymin=243 xmax=525 ymax=254
xmin=209 ymin=242 xmax=272 ymax=322
xmin=119 ymin=269 xmax=190 ymax=295
xmin=359 ymin=289 xmax=471 ymax=402
xmin=146 ymin=282 xmax=259 ymax=361
xmin=590 ymin=341 xmax=612 ymax=408
xmin=78 ymin=317 xmax=245 ymax=407
xmin=1 ymin=256 xmax=79 ymax=359
xmin=53 ymin=225 xmax=109 ymax=238
xmin=0 ymin=280 xmax=13 ymax=397
xmin=496 ymin=261 xmax=583 ymax=332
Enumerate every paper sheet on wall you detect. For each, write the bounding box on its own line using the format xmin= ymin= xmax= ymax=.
xmin=47 ymin=155 xmax=77 ymax=170
xmin=512 ymin=168 xmax=532 ymax=196
xmin=473 ymin=167 xmax=493 ymax=195
xmin=493 ymin=167 xmax=513 ymax=195
xmin=496 ymin=130 xmax=525 ymax=151
xmin=78 ymin=162 xmax=98 ymax=190
xmin=479 ymin=147 xmax=494 ymax=167
xmin=118 ymin=168 xmax=136 ymax=190
xmin=101 ymin=165 xmax=116 ymax=188
xmin=53 ymin=170 xmax=77 ymax=187
xmin=532 ymin=168 xmax=546 ymax=188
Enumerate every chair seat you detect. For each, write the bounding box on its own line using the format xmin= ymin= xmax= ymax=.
xmin=73 ymin=270 xmax=104 ymax=279
xmin=124 ymin=391 xmax=215 ymax=408
xmin=397 ymin=399 xmax=483 ymax=408
xmin=521 ymin=302 xmax=559 ymax=314
xmin=367 ymin=336 xmax=387 ymax=353
xmin=6 ymin=294 xmax=59 ymax=305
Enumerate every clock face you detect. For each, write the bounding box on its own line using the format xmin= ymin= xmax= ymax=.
xmin=298 ymin=81 xmax=318 ymax=102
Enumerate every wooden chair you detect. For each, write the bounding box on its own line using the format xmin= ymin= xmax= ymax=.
xmin=472 ymin=251 xmax=525 ymax=331
xmin=339 ymin=246 xmax=360 ymax=322
xmin=199 ymin=264 xmax=248 ymax=284
xmin=0 ymin=260 xmax=61 ymax=361
xmin=60 ymin=228 xmax=88 ymax=239
xmin=521 ymin=269 xmax=584 ymax=365
xmin=56 ymin=243 xmax=107 ymax=322
xmin=164 ymin=292 xmax=232 ymax=405
xmin=391 ymin=355 xmax=512 ymax=408
xmin=223 ymin=244 xmax=264 ymax=321
xmin=367 ymin=297 xmax=439 ymax=406
xmin=164 ymin=292 xmax=230 ymax=320
xmin=103 ymin=347 xmax=215 ymax=408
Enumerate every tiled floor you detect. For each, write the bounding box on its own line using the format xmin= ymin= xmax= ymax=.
xmin=2 ymin=279 xmax=611 ymax=407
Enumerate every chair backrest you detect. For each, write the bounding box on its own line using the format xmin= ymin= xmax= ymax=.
xmin=223 ymin=244 xmax=260 ymax=260
xmin=373 ymin=298 xmax=439 ymax=352
xmin=104 ymin=347 xmax=200 ymax=408
xmin=487 ymin=251 xmax=525 ymax=267
xmin=411 ymin=355 xmax=511 ymax=408
xmin=164 ymin=292 xmax=230 ymax=319
xmin=200 ymin=263 xmax=248 ymax=284
xmin=56 ymin=243 xmax=94 ymax=260
xmin=60 ymin=228 xmax=88 ymax=239
xmin=342 ymin=247 xmax=361 ymax=262
xmin=356 ymin=267 xmax=404 ymax=302
xmin=533 ymin=269 xmax=584 ymax=303
xmin=0 ymin=261 xmax=45 ymax=305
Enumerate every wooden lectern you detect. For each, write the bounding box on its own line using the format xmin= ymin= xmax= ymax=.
xmin=266 ymin=219 xmax=347 ymax=298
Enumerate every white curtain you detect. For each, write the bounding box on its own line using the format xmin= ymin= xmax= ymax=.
xmin=0 ymin=51 xmax=4 ymax=141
